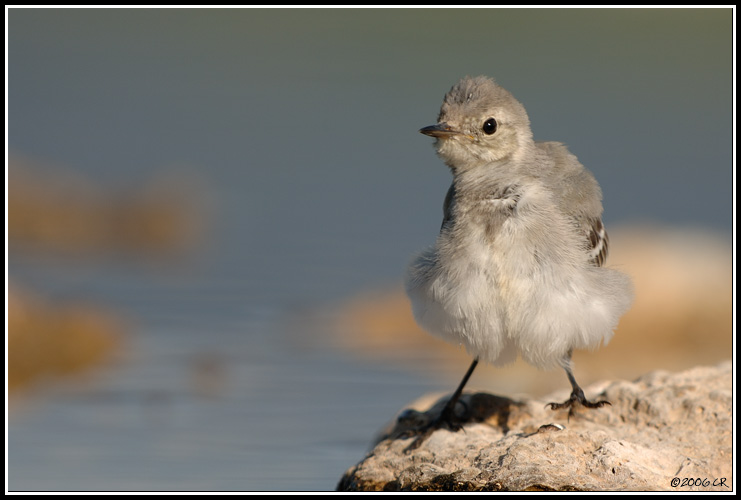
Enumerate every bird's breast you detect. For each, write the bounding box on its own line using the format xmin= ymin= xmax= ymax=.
xmin=440 ymin=181 xmax=573 ymax=290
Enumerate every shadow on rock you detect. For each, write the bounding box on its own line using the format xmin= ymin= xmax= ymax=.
xmin=379 ymin=392 xmax=528 ymax=447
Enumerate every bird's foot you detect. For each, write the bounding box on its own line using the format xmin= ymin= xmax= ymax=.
xmin=434 ymin=399 xmax=468 ymax=432
xmin=403 ymin=398 xmax=470 ymax=453
xmin=546 ymin=387 xmax=610 ymax=420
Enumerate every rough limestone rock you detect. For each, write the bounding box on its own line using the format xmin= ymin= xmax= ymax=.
xmin=338 ymin=362 xmax=732 ymax=491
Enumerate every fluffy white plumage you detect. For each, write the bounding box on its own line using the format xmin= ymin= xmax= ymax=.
xmin=405 ymin=76 xmax=633 ymax=371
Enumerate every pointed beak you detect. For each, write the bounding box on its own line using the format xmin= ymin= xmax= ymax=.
xmin=419 ymin=122 xmax=463 ymax=138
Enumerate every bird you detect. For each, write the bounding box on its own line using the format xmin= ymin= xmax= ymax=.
xmin=404 ymin=76 xmax=633 ymax=442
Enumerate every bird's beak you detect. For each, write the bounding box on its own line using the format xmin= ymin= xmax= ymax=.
xmin=419 ymin=122 xmax=463 ymax=138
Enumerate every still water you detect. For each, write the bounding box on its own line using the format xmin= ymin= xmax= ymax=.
xmin=7 ymin=8 xmax=732 ymax=491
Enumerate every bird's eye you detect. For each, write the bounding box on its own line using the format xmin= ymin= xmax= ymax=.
xmin=482 ymin=118 xmax=497 ymax=135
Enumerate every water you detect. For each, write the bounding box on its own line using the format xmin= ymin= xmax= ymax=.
xmin=7 ymin=8 xmax=733 ymax=491
xmin=9 ymin=316 xmax=435 ymax=491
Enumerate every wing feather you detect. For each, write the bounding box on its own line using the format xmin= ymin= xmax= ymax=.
xmin=585 ymin=217 xmax=609 ymax=267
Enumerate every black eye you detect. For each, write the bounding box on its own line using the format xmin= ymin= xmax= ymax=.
xmin=482 ymin=118 xmax=497 ymax=135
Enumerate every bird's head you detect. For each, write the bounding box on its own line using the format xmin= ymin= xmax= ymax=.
xmin=420 ymin=76 xmax=534 ymax=172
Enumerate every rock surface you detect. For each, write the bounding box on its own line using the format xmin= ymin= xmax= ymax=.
xmin=338 ymin=362 xmax=732 ymax=491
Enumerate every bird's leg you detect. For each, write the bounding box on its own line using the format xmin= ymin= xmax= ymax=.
xmin=405 ymin=358 xmax=478 ymax=452
xmin=547 ymin=350 xmax=610 ymax=419
xmin=435 ymin=357 xmax=479 ymax=431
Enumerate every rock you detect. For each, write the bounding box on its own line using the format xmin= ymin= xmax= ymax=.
xmin=337 ymin=362 xmax=732 ymax=491
xmin=8 ymin=284 xmax=122 ymax=394
xmin=8 ymin=156 xmax=205 ymax=257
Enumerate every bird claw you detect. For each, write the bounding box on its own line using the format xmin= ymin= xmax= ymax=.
xmin=546 ymin=389 xmax=611 ymax=419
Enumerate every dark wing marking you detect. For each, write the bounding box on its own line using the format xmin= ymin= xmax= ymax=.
xmin=441 ymin=182 xmax=456 ymax=232
xmin=586 ymin=217 xmax=609 ymax=267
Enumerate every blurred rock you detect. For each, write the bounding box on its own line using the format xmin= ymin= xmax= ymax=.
xmin=338 ymin=362 xmax=732 ymax=492
xmin=8 ymin=155 xmax=206 ymax=259
xmin=331 ymin=226 xmax=732 ymax=395
xmin=7 ymin=154 xmax=207 ymax=397
xmin=7 ymin=284 xmax=122 ymax=394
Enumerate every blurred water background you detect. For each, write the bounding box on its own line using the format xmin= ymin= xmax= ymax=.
xmin=7 ymin=8 xmax=733 ymax=491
